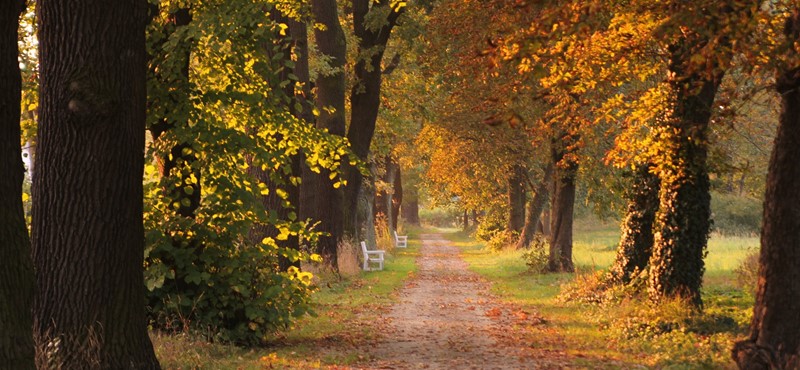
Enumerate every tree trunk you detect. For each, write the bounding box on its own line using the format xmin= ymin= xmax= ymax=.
xmin=515 ymin=163 xmax=553 ymax=250
xmin=391 ymin=163 xmax=403 ymax=231
xmin=610 ymin=164 xmax=660 ymax=284
xmin=548 ymin=137 xmax=576 ymax=273
xmin=343 ymin=0 xmax=404 ymax=240
xmin=507 ymin=164 xmax=526 ymax=233
xmin=648 ymin=38 xmax=722 ymax=307
xmin=733 ymin=10 xmax=800 ymax=369
xmin=401 ymin=195 xmax=420 ymax=226
xmin=0 ymin=1 xmax=35 ymax=368
xmin=32 ymin=0 xmax=160 ymax=367
xmin=310 ymin=0 xmax=347 ymax=270
xmin=463 ymin=209 xmax=469 ymax=231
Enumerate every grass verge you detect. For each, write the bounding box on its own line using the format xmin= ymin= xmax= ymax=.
xmin=445 ymin=223 xmax=755 ymax=369
xmin=152 ymin=228 xmax=425 ymax=369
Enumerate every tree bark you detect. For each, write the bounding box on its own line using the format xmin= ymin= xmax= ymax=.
xmin=343 ymin=0 xmax=404 ymax=240
xmin=310 ymin=0 xmax=347 ymax=269
xmin=391 ymin=163 xmax=403 ymax=231
xmin=401 ymin=195 xmax=420 ymax=226
xmin=648 ymin=38 xmax=722 ymax=307
xmin=0 ymin=1 xmax=35 ymax=368
xmin=610 ymin=164 xmax=660 ymax=284
xmin=548 ymin=136 xmax=576 ymax=273
xmin=32 ymin=0 xmax=160 ymax=367
xmin=515 ymin=163 xmax=553 ymax=250
xmin=733 ymin=10 xmax=800 ymax=369
xmin=463 ymin=209 xmax=469 ymax=231
xmin=507 ymin=164 xmax=526 ymax=233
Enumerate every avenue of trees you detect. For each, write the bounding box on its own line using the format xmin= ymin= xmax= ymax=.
xmin=1 ymin=0 xmax=799 ymax=369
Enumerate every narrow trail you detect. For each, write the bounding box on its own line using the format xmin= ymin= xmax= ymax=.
xmin=365 ymin=234 xmax=568 ymax=369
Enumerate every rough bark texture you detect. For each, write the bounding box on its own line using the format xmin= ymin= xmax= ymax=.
xmin=310 ymin=0 xmax=347 ymax=269
xmin=648 ymin=38 xmax=721 ymax=307
xmin=0 ymin=1 xmax=35 ymax=368
xmin=515 ymin=164 xmax=553 ymax=250
xmin=732 ymin=10 xmax=800 ymax=369
xmin=32 ymin=0 xmax=160 ymax=367
xmin=343 ymin=0 xmax=403 ymax=240
xmin=507 ymin=164 xmax=526 ymax=234
xmin=548 ymin=138 xmax=576 ymax=273
xmin=610 ymin=165 xmax=660 ymax=284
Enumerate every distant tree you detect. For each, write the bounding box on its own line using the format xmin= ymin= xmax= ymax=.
xmin=0 ymin=0 xmax=35 ymax=368
xmin=31 ymin=0 xmax=160 ymax=367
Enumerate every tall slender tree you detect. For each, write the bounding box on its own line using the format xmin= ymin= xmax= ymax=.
xmin=32 ymin=0 xmax=160 ymax=367
xmin=0 ymin=0 xmax=35 ymax=368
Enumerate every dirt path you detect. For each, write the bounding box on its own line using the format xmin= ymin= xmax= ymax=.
xmin=365 ymin=234 xmax=566 ymax=369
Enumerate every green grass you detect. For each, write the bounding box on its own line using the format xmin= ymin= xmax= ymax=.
xmin=445 ymin=219 xmax=757 ymax=369
xmin=152 ymin=233 xmax=425 ymax=369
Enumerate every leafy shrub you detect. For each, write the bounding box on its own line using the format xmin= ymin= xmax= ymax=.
xmin=474 ymin=206 xmax=506 ymax=242
xmin=521 ymin=233 xmax=549 ymax=274
xmin=735 ymin=249 xmax=760 ymax=296
xmin=485 ymin=229 xmax=516 ymax=251
xmin=710 ymin=192 xmax=762 ymax=235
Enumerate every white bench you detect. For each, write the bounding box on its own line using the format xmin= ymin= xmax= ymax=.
xmin=361 ymin=241 xmax=386 ymax=271
xmin=394 ymin=230 xmax=408 ymax=248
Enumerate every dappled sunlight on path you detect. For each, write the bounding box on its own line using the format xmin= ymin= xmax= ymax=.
xmin=363 ymin=234 xmax=567 ymax=369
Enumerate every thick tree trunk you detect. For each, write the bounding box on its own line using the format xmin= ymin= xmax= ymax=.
xmin=343 ymin=0 xmax=403 ymax=240
xmin=610 ymin=164 xmax=660 ymax=284
xmin=0 ymin=1 xmax=35 ymax=368
xmin=507 ymin=164 xmax=526 ymax=233
xmin=648 ymin=39 xmax=722 ymax=307
xmin=32 ymin=0 xmax=160 ymax=367
xmin=310 ymin=0 xmax=347 ymax=269
xmin=733 ymin=11 xmax=800 ymax=369
xmin=548 ymin=138 xmax=576 ymax=273
xmin=515 ymin=164 xmax=553 ymax=250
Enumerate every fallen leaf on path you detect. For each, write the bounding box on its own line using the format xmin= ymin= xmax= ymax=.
xmin=485 ymin=307 xmax=502 ymax=317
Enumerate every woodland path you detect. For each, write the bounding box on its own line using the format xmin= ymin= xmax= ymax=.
xmin=364 ymin=234 xmax=570 ymax=369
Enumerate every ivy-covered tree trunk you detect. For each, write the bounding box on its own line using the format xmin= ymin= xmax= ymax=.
xmin=732 ymin=10 xmax=800 ymax=369
xmin=609 ymin=164 xmax=660 ymax=284
xmin=310 ymin=0 xmax=347 ymax=269
xmin=648 ymin=39 xmax=722 ymax=307
xmin=548 ymin=135 xmax=577 ymax=273
xmin=515 ymin=163 xmax=552 ymax=250
xmin=0 ymin=1 xmax=35 ymax=368
xmin=343 ymin=0 xmax=404 ymax=240
xmin=32 ymin=0 xmax=160 ymax=367
xmin=507 ymin=164 xmax=526 ymax=233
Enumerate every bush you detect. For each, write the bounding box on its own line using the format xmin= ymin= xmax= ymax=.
xmin=521 ymin=233 xmax=549 ymax=274
xmin=474 ymin=206 xmax=506 ymax=242
xmin=735 ymin=249 xmax=760 ymax=296
xmin=710 ymin=192 xmax=762 ymax=235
